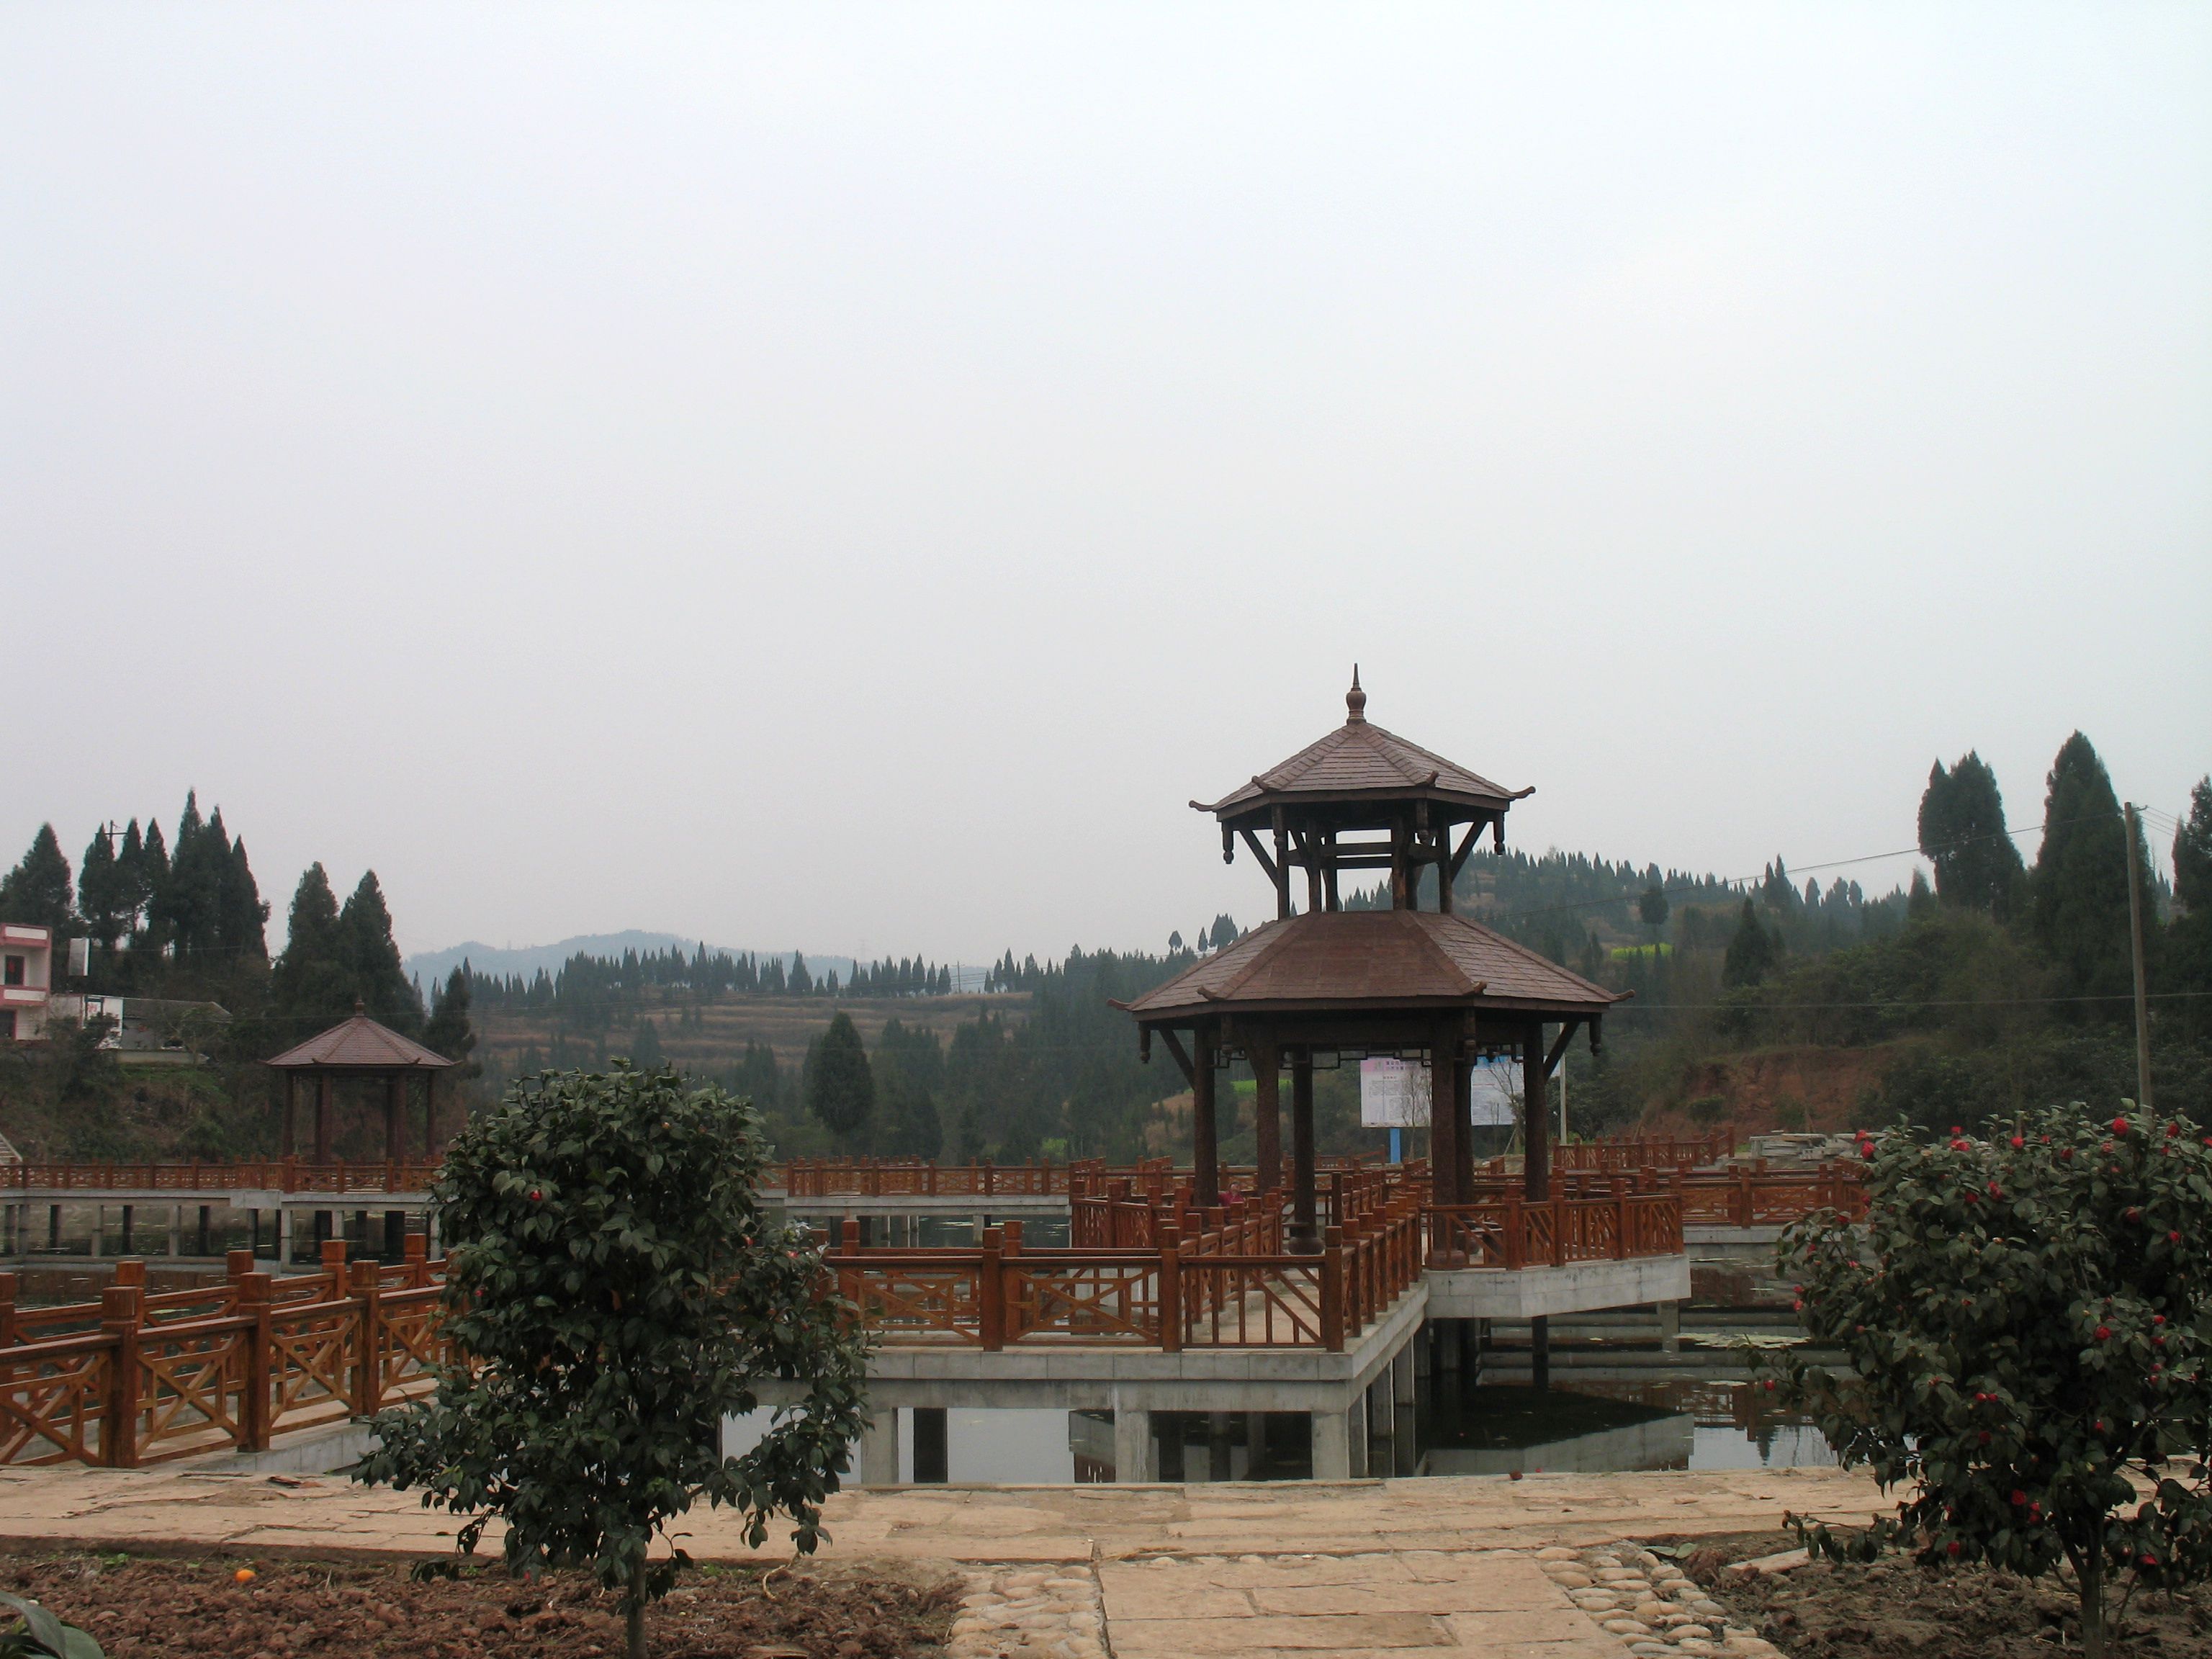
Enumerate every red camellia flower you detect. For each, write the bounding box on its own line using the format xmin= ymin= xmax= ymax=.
xmin=2170 ymin=1231 xmax=2182 ymax=1245
xmin=2113 ymin=1117 xmax=2129 ymax=1136
xmin=2167 ymin=1123 xmax=2180 ymax=1138
xmin=2126 ymin=1208 xmax=2141 ymax=1223
xmin=1987 ymin=1182 xmax=2002 ymax=1197
xmin=1946 ymin=1541 xmax=1962 ymax=1557
xmin=1964 ymin=1192 xmax=1978 ymax=1205
xmin=2095 ymin=1326 xmax=2111 ymax=1340
xmin=1951 ymin=1138 xmax=1970 ymax=1152
xmin=528 ymin=1189 xmax=543 ymax=1202
xmin=2154 ymin=1315 xmax=2166 ymax=1326
xmin=2010 ymin=1136 xmax=2025 ymax=1151
xmin=2011 ymin=1490 xmax=2026 ymax=1506
xmin=2062 ymin=1148 xmax=2075 ymax=1161
xmin=1862 ymin=1145 xmax=1876 ymax=1160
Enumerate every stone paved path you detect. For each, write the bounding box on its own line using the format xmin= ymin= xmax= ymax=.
xmin=0 ymin=1465 xmax=1879 ymax=1658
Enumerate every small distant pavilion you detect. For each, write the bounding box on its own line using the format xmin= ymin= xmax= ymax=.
xmin=267 ymin=1000 xmax=456 ymax=1163
xmin=1122 ymin=671 xmax=1628 ymax=1255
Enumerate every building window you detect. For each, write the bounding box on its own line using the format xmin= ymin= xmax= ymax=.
xmin=2 ymin=956 xmax=23 ymax=987
xmin=0 ymin=1010 xmax=14 ymax=1041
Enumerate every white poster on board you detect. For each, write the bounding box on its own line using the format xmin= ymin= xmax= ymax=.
xmin=1469 ymin=1058 xmax=1520 ymax=1125
xmin=1358 ymin=1058 xmax=1431 ymax=1126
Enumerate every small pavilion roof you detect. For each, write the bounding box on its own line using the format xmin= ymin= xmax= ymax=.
xmin=1122 ymin=909 xmax=1625 ymax=1022
xmin=266 ymin=1002 xmax=456 ymax=1071
xmin=1192 ymin=670 xmax=1530 ymax=826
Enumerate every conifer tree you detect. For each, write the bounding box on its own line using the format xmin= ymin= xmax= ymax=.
xmin=629 ymin=1017 xmax=665 ymax=1071
xmin=1918 ymin=751 xmax=2026 ymax=917
xmin=424 ymin=965 xmax=481 ymax=1078
xmin=136 ymin=819 xmax=169 ymax=950
xmin=1722 ymin=897 xmax=1778 ymax=987
xmin=217 ymin=830 xmax=270 ymax=958
xmin=788 ymin=953 xmax=812 ymax=995
xmin=1907 ymin=868 xmax=1938 ymax=922
xmin=2029 ymin=734 xmax=2139 ymax=1007
xmin=338 ymin=871 xmax=423 ymax=1033
xmin=115 ymin=819 xmax=147 ymax=937
xmin=77 ymin=827 xmax=125 ymax=948
xmin=2167 ymin=778 xmax=2212 ymax=1033
xmin=0 ymin=825 xmax=73 ymax=930
xmin=271 ymin=863 xmax=352 ymax=1035
xmin=804 ymin=1012 xmax=873 ymax=1147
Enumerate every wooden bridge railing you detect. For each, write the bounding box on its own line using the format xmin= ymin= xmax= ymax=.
xmin=0 ymin=1239 xmax=446 ymax=1469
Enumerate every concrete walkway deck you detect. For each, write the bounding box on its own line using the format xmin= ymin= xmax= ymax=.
xmin=0 ymin=1465 xmax=1883 ymax=1657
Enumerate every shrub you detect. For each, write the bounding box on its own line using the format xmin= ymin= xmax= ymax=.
xmin=0 ymin=1593 xmax=102 ymax=1658
xmin=357 ymin=1064 xmax=871 ymax=1659
xmin=1767 ymin=1101 xmax=2212 ymax=1658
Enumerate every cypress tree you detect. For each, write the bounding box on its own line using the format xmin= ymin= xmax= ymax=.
xmin=424 ymin=965 xmax=481 ymax=1077
xmin=159 ymin=792 xmax=225 ymax=959
xmin=137 ymin=819 xmax=170 ymax=950
xmin=788 ymin=953 xmax=813 ymax=995
xmin=1918 ymin=751 xmax=2026 ymax=917
xmin=2170 ymin=778 xmax=2212 ymax=1033
xmin=629 ymin=1017 xmax=665 ymax=1071
xmin=337 ymin=871 xmax=423 ymax=1033
xmin=217 ymin=827 xmax=270 ymax=959
xmin=2029 ymin=733 xmax=2138 ymax=1008
xmin=804 ymin=1011 xmax=873 ymax=1147
xmin=1907 ymin=868 xmax=1938 ymax=922
xmin=271 ymin=863 xmax=351 ymax=1035
xmin=1722 ymin=898 xmax=1779 ymax=987
xmin=0 ymin=824 xmax=73 ymax=930
xmin=77 ymin=827 xmax=125 ymax=947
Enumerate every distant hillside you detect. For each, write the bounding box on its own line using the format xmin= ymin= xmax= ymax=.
xmin=405 ymin=932 xmax=859 ymax=992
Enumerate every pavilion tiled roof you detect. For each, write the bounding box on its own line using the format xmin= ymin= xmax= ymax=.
xmin=266 ymin=1007 xmax=456 ymax=1070
xmin=1193 ymin=671 xmax=1529 ymax=822
xmin=1123 ymin=909 xmax=1625 ymax=1020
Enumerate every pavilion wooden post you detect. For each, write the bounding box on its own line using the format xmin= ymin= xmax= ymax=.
xmin=1191 ymin=1026 xmax=1220 ymax=1209
xmin=383 ymin=1075 xmax=403 ymax=1164
xmin=1251 ymin=1032 xmax=1282 ymax=1195
xmin=1453 ymin=1042 xmax=1476 ymax=1207
xmin=1424 ymin=1012 xmax=1460 ymax=1256
xmin=314 ymin=1074 xmax=333 ymax=1164
xmin=1521 ymin=1020 xmax=1550 ymax=1392
xmin=282 ymin=1072 xmax=297 ymax=1158
xmin=1289 ymin=1050 xmax=1319 ymax=1254
xmin=423 ymin=1074 xmax=437 ymax=1157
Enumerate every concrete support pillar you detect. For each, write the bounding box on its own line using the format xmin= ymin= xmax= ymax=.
xmin=1245 ymin=1411 xmax=1267 ymax=1479
xmin=1113 ymin=1406 xmax=1153 ymax=1483
xmin=197 ymin=1205 xmax=212 ymax=1256
xmin=90 ymin=1205 xmax=103 ymax=1259
xmin=1207 ymin=1411 xmax=1234 ymax=1483
xmin=167 ymin=1205 xmax=181 ymax=1259
xmin=1311 ymin=1407 xmax=1352 ymax=1480
xmin=1531 ymin=1314 xmax=1551 ymax=1392
xmin=1658 ymin=1300 xmax=1681 ymax=1354
xmin=50 ymin=1205 xmax=62 ymax=1251
xmin=1392 ymin=1346 xmax=1419 ymax=1477
xmin=1349 ymin=1391 xmax=1370 ymax=1478
xmin=426 ymin=1208 xmax=439 ymax=1257
xmin=912 ymin=1407 xmax=949 ymax=1483
xmin=276 ymin=1208 xmax=295 ymax=1266
xmin=120 ymin=1205 xmax=134 ymax=1254
xmin=858 ymin=1410 xmax=902 ymax=1485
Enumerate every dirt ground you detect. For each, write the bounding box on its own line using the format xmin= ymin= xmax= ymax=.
xmin=1667 ymin=1529 xmax=2212 ymax=1658
xmin=1 ymin=1550 xmax=960 ymax=1659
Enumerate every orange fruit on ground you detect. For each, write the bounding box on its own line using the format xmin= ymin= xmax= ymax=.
xmin=235 ymin=1568 xmax=256 ymax=1585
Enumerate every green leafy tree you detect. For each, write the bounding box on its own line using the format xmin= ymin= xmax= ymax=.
xmin=1769 ymin=1103 xmax=2212 ymax=1659
xmin=356 ymin=1066 xmax=870 ymax=1659
xmin=0 ymin=825 xmax=73 ymax=930
xmin=2031 ymin=734 xmax=2140 ymax=1008
xmin=1919 ymin=751 xmax=2027 ymax=918
xmin=804 ymin=1011 xmax=873 ymax=1147
xmin=1722 ymin=898 xmax=1778 ymax=988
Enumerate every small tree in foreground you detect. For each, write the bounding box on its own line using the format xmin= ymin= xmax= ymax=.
xmin=1766 ymin=1102 xmax=2212 ymax=1658
xmin=357 ymin=1064 xmax=871 ymax=1659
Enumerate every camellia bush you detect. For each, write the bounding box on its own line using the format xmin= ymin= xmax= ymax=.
xmin=356 ymin=1064 xmax=871 ymax=1659
xmin=1765 ymin=1102 xmax=2212 ymax=1658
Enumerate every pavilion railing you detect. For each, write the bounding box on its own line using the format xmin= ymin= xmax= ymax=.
xmin=0 ymin=1239 xmax=446 ymax=1469
xmin=3 ymin=1160 xmax=443 ymax=1195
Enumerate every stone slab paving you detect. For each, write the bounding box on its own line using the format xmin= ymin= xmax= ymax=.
xmin=0 ymin=1465 xmax=1876 ymax=1658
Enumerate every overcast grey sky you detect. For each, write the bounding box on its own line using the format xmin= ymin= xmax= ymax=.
xmin=5 ymin=5 xmax=2208 ymax=963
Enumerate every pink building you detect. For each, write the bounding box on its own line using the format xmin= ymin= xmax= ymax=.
xmin=0 ymin=922 xmax=53 ymax=1043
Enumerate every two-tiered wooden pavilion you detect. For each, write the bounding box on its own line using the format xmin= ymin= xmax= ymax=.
xmin=1122 ymin=671 xmax=1627 ymax=1256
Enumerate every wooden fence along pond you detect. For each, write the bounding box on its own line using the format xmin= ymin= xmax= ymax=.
xmin=2 ymin=1146 xmax=1866 ymax=1471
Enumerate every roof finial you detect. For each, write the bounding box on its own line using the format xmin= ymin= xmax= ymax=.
xmin=1346 ymin=665 xmax=1367 ymax=724
xmin=353 ymin=996 xmax=367 ymax=1017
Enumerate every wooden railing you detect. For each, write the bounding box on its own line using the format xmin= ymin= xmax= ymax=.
xmin=4 ymin=1160 xmax=442 ymax=1195
xmin=0 ymin=1240 xmax=446 ymax=1468
xmin=1425 ymin=1191 xmax=1685 ymax=1268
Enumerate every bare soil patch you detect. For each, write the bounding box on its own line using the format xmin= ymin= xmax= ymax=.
xmin=1660 ymin=1529 xmax=2212 ymax=1658
xmin=2 ymin=1550 xmax=959 ymax=1659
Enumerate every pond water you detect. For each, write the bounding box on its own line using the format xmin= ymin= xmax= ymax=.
xmin=725 ymin=1369 xmax=1835 ymax=1484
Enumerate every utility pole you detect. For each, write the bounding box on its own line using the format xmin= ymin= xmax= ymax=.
xmin=2123 ymin=802 xmax=2153 ymax=1110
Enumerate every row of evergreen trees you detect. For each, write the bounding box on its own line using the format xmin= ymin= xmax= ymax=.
xmin=0 ymin=802 xmax=477 ymax=1069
